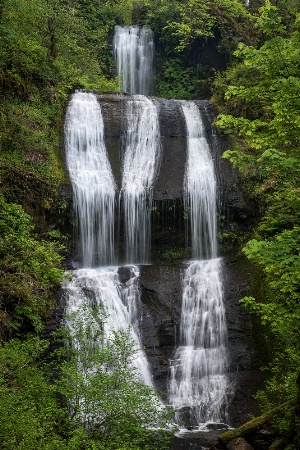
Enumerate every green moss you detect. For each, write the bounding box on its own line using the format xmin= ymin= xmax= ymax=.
xmin=218 ymin=401 xmax=295 ymax=446
xmin=162 ymin=248 xmax=190 ymax=260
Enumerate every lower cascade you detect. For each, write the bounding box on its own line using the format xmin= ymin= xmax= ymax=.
xmin=169 ymin=259 xmax=228 ymax=426
xmin=64 ymin=90 xmax=230 ymax=433
xmin=63 ymin=266 xmax=153 ymax=386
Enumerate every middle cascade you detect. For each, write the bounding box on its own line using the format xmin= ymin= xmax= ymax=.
xmin=169 ymin=101 xmax=229 ymax=427
xmin=121 ymin=95 xmax=160 ymax=264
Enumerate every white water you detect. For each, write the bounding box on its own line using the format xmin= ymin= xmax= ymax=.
xmin=65 ymin=91 xmax=116 ymax=267
xmin=169 ymin=259 xmax=228 ymax=424
xmin=114 ymin=26 xmax=155 ymax=95
xmin=64 ymin=91 xmax=153 ymax=386
xmin=63 ymin=266 xmax=153 ymax=386
xmin=169 ymin=101 xmax=228 ymax=427
xmin=183 ymin=101 xmax=217 ymax=260
xmin=121 ymin=95 xmax=160 ymax=264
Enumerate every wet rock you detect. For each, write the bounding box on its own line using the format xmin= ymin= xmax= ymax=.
xmin=96 ymin=93 xmax=254 ymax=253
xmin=207 ymin=423 xmax=230 ymax=431
xmin=97 ymin=93 xmax=126 ymax=190
xmin=226 ymin=437 xmax=254 ymax=450
xmin=170 ymin=429 xmax=227 ymax=450
xmin=177 ymin=407 xmax=196 ymax=430
xmin=138 ymin=256 xmax=262 ymax=424
xmin=250 ymin=440 xmax=268 ymax=450
xmin=223 ymin=256 xmax=265 ymax=426
xmin=117 ymin=266 xmax=132 ymax=283
xmin=154 ymin=99 xmax=187 ymax=201
xmin=139 ymin=263 xmax=182 ymax=391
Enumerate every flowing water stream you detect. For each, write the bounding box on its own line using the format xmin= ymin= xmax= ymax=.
xmin=65 ymin=92 xmax=116 ymax=267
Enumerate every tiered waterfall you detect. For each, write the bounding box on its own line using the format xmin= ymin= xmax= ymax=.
xmin=63 ymin=25 xmax=230 ymax=431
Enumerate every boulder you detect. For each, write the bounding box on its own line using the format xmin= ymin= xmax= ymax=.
xmin=226 ymin=437 xmax=254 ymax=450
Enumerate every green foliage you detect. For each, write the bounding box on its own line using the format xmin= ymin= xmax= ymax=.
xmin=0 ymin=195 xmax=64 ymax=338
xmin=218 ymin=230 xmax=242 ymax=253
xmin=0 ymin=0 xmax=120 ymax=232
xmin=0 ymin=0 xmax=119 ymax=95
xmin=256 ymin=1 xmax=287 ymax=37
xmin=0 ymin=306 xmax=173 ymax=449
xmin=138 ymin=0 xmax=255 ymax=98
xmin=141 ymin=0 xmax=252 ymax=51
xmin=214 ymin=4 xmax=300 ymax=436
xmin=218 ymin=399 xmax=296 ymax=446
xmin=162 ymin=247 xmax=188 ymax=260
xmin=56 ymin=303 xmax=172 ymax=450
xmin=0 ymin=337 xmax=70 ymax=450
xmin=156 ymin=58 xmax=198 ymax=99
xmin=167 ymin=0 xmax=252 ymax=51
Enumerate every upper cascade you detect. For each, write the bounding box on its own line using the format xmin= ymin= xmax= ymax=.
xmin=113 ymin=26 xmax=155 ymax=95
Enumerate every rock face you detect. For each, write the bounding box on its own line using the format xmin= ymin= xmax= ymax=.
xmin=99 ymin=93 xmax=253 ymax=232
xmin=60 ymin=92 xmax=262 ymax=432
xmin=98 ymin=93 xmax=254 ymax=261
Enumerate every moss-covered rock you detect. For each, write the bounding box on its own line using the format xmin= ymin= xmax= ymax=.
xmin=218 ymin=401 xmax=295 ymax=447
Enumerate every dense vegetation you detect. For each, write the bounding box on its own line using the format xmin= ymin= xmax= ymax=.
xmin=0 ymin=0 xmax=299 ymax=448
xmin=214 ymin=1 xmax=300 ymax=442
xmin=0 ymin=305 xmax=171 ymax=449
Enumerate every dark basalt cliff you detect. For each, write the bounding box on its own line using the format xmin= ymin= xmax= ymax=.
xmin=98 ymin=93 xmax=253 ymax=261
xmin=99 ymin=93 xmax=250 ymax=222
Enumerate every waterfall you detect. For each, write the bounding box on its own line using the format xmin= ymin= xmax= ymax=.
xmin=183 ymin=102 xmax=217 ymax=260
xmin=65 ymin=91 xmax=116 ymax=267
xmin=63 ymin=266 xmax=153 ymax=386
xmin=64 ymin=88 xmax=231 ymax=428
xmin=114 ymin=26 xmax=155 ymax=95
xmin=121 ymin=95 xmax=160 ymax=264
xmin=169 ymin=101 xmax=229 ymax=427
xmin=64 ymin=91 xmax=153 ymax=386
